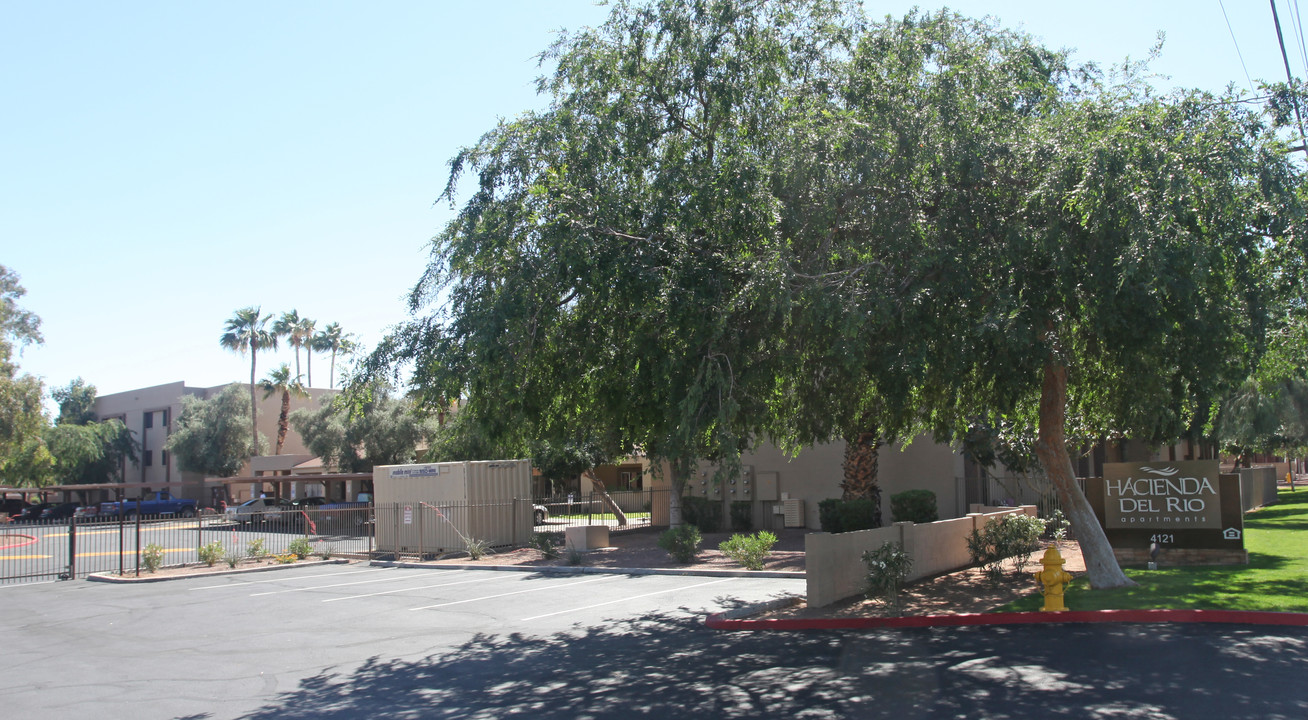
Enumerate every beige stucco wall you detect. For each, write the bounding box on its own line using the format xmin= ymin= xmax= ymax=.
xmin=805 ymin=506 xmax=1034 ymax=607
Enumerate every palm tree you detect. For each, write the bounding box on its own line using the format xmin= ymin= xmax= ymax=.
xmin=259 ymin=364 xmax=309 ymax=455
xmin=273 ymin=310 xmax=313 ymax=382
xmin=313 ymin=322 xmax=354 ymax=389
xmin=298 ymin=317 xmax=317 ymax=386
xmin=220 ymin=307 xmax=277 ymax=457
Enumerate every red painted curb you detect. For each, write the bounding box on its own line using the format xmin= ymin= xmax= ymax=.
xmin=705 ymin=608 xmax=1308 ymax=631
xmin=0 ymin=533 xmax=38 ymax=551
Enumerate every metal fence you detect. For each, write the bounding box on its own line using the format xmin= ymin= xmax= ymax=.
xmin=0 ymin=506 xmax=374 ymax=585
xmin=534 ymin=488 xmax=666 ymax=533
xmin=974 ymin=472 xmax=1088 ymax=518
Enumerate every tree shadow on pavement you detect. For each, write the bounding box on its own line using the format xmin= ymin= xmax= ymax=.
xmin=237 ymin=615 xmax=1308 ymax=719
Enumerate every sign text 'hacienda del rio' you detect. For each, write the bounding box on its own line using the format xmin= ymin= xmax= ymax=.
xmin=1087 ymin=460 xmax=1247 ymax=566
xmin=1103 ymin=461 xmax=1221 ymax=529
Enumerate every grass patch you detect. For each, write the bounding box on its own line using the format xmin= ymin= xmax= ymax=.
xmin=1001 ymin=488 xmax=1308 ymax=613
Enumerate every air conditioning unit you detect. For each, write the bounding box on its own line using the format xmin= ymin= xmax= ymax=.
xmin=782 ymin=498 xmax=805 ymax=528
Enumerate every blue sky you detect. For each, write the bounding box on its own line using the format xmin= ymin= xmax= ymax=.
xmin=1 ymin=1 xmax=1300 ymax=402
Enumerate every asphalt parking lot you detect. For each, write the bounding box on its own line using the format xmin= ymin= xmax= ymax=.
xmin=0 ymin=563 xmax=804 ymax=718
xmin=5 ymin=564 xmax=1308 ymax=719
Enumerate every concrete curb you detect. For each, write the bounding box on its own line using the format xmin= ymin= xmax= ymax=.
xmin=706 ymin=607 xmax=1308 ymax=631
xmin=370 ymin=560 xmax=806 ymax=580
xmin=87 ymin=558 xmax=351 ymax=583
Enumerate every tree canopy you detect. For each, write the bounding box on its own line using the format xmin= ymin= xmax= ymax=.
xmin=362 ymin=0 xmax=1306 ymax=588
xmin=166 ymin=384 xmax=263 ymax=478
xmin=290 ymin=387 xmax=438 ymax=473
xmin=0 ymin=265 xmax=45 ymax=466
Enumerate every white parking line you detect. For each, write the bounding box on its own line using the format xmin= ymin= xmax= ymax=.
xmin=519 ymin=578 xmax=734 ymax=621
xmin=189 ymin=568 xmax=388 ymax=591
xmin=409 ymin=574 xmax=620 ymax=611
xmin=324 ymin=573 xmax=509 ymax=602
xmin=250 ymin=571 xmax=411 ymax=596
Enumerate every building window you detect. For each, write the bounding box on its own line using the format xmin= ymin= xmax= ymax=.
xmin=162 ymin=450 xmax=169 ymax=467
xmin=143 ymin=411 xmax=153 ymax=429
xmin=143 ymin=450 xmax=153 ymax=467
xmin=162 ymin=409 xmax=169 ymax=426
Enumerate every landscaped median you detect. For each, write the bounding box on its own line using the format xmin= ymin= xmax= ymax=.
xmin=711 ymin=488 xmax=1308 ymax=630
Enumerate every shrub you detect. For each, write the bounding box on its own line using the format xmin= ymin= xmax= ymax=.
xmin=317 ymin=543 xmax=336 ymax=560
xmin=566 ymin=547 xmax=586 ymax=566
xmin=730 ymin=501 xmax=753 ymax=532
xmin=967 ymin=513 xmax=1046 ymax=581
xmin=718 ymin=531 xmax=777 ymax=571
xmin=818 ymin=498 xmax=880 ymax=534
xmin=863 ymin=541 xmax=913 ymax=615
xmin=289 ymin=537 xmax=313 ymax=560
xmin=681 ymin=496 xmax=722 ymax=533
xmin=466 ymin=537 xmax=491 ymax=560
xmin=531 ymin=532 xmax=561 ymax=560
xmin=247 ymin=538 xmax=266 ymax=558
xmin=658 ymin=524 xmax=702 ymax=564
xmin=224 ymin=551 xmax=241 ymax=569
xmin=274 ymin=553 xmax=296 ymax=564
xmin=1044 ymin=509 xmax=1070 ymax=545
xmin=890 ymin=489 xmax=938 ymax=524
xmin=142 ymin=544 xmax=164 ymax=573
xmin=198 ymin=541 xmax=224 ymax=567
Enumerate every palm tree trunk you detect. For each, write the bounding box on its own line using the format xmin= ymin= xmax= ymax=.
xmin=306 ymin=347 xmax=312 ymax=388
xmin=276 ymin=390 xmax=290 ymax=455
xmin=584 ymin=469 xmax=629 ymax=525
xmin=329 ymin=349 xmax=337 ymax=389
xmin=1035 ymin=358 xmax=1134 ymax=589
xmin=249 ymin=347 xmax=259 ymax=499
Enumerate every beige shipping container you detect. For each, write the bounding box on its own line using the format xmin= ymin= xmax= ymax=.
xmin=373 ymin=460 xmax=532 ymax=555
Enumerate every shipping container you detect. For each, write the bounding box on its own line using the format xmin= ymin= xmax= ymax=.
xmin=373 ymin=460 xmax=532 ymax=555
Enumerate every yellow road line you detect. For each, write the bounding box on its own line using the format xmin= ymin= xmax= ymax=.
xmin=1 ymin=548 xmax=194 ymax=560
xmin=42 ymin=524 xmax=196 ymax=538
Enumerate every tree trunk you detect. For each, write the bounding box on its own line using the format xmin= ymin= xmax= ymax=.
xmin=249 ymin=348 xmax=260 ymax=499
xmin=329 ymin=350 xmax=337 ymax=390
xmin=275 ymin=390 xmax=290 ymax=455
xmin=841 ymin=430 xmax=883 ymax=526
xmin=1035 ymin=360 xmax=1135 ymax=589
xmin=667 ymin=458 xmax=690 ymax=527
xmin=306 ymin=347 xmax=313 ymax=388
xmin=584 ymin=469 xmax=629 ymax=526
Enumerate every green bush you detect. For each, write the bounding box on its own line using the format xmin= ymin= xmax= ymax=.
xmin=224 ymin=551 xmax=241 ymax=569
xmin=863 ymin=541 xmax=913 ymax=615
xmin=1044 ymin=509 xmax=1070 ymax=544
xmin=247 ymin=538 xmax=266 ymax=558
xmin=317 ymin=543 xmax=336 ymax=560
xmin=289 ymin=537 xmax=313 ymax=560
xmin=531 ymin=531 xmax=561 ymax=560
xmin=818 ymin=498 xmax=880 ymax=534
xmin=198 ymin=541 xmax=224 ymax=567
xmin=890 ymin=489 xmax=938 ymax=524
xmin=730 ymin=501 xmax=753 ymax=532
xmin=658 ymin=524 xmax=703 ymax=564
xmin=142 ymin=544 xmax=164 ymax=573
xmin=718 ymin=531 xmax=777 ymax=571
xmin=681 ymin=496 xmax=722 ymax=533
xmin=967 ymin=513 xmax=1046 ymax=581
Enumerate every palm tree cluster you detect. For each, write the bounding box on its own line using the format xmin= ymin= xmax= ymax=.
xmin=220 ymin=307 xmax=357 ymax=457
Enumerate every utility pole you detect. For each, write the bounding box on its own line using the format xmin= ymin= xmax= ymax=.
xmin=1270 ymin=0 xmax=1308 ymax=159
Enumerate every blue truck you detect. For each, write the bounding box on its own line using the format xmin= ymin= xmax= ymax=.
xmin=99 ymin=491 xmax=198 ymax=519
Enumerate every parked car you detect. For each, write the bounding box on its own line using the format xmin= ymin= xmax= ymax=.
xmin=12 ymin=503 xmax=55 ymax=523
xmin=230 ymin=497 xmax=295 ymax=525
xmin=40 ymin=502 xmax=82 ymax=521
xmin=99 ymin=491 xmax=198 ymax=519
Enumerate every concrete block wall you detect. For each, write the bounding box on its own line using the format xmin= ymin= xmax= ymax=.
xmin=805 ymin=506 xmax=1034 ymax=608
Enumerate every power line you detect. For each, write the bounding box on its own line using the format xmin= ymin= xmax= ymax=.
xmin=1290 ymin=0 xmax=1308 ymax=77
xmin=1219 ymin=0 xmax=1256 ymax=91
xmin=1271 ymin=0 xmax=1308 ymax=159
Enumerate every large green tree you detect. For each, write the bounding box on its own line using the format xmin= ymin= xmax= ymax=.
xmin=364 ymin=1 xmax=1305 ymax=589
xmin=290 ymin=387 xmax=438 ymax=473
xmin=52 ymin=377 xmax=98 ymax=426
xmin=0 ymin=265 xmax=45 ymax=466
xmin=165 ymin=384 xmax=264 ymax=478
xmin=220 ymin=306 xmax=277 ymax=459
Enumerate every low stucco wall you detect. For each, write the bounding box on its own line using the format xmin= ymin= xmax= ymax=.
xmin=1239 ymin=466 xmax=1278 ymax=512
xmin=805 ymin=506 xmax=1034 ymax=608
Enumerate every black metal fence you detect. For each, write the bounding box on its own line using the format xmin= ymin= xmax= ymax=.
xmin=0 ymin=506 xmax=374 ymax=585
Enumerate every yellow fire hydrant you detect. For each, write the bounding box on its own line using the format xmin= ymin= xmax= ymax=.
xmin=1033 ymin=546 xmax=1075 ymax=612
